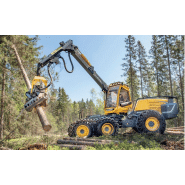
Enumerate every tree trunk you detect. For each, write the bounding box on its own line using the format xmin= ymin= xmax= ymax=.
xmin=129 ymin=37 xmax=133 ymax=101
xmin=165 ymin=36 xmax=173 ymax=96
xmin=178 ymin=59 xmax=184 ymax=109
xmin=139 ymin=57 xmax=143 ymax=98
xmin=0 ymin=60 xmax=5 ymax=139
xmin=154 ymin=39 xmax=160 ymax=96
xmin=156 ymin=64 xmax=160 ymax=96
xmin=11 ymin=44 xmax=51 ymax=131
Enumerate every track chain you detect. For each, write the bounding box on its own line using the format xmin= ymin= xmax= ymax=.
xmin=68 ymin=117 xmax=119 ymax=137
xmin=96 ymin=117 xmax=119 ymax=136
xmin=68 ymin=118 xmax=97 ymax=137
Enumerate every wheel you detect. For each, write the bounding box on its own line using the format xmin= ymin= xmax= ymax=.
xmin=135 ymin=110 xmax=166 ymax=134
xmin=74 ymin=122 xmax=92 ymax=138
xmin=68 ymin=123 xmax=75 ymax=137
xmin=97 ymin=118 xmax=119 ymax=136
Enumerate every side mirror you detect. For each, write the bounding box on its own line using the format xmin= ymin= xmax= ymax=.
xmin=120 ymin=101 xmax=132 ymax=107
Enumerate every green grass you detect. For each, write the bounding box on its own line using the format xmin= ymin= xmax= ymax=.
xmin=48 ymin=145 xmax=62 ymax=150
xmin=1 ymin=131 xmax=184 ymax=150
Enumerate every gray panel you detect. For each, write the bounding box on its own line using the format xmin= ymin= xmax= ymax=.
xmin=161 ymin=103 xmax=179 ymax=119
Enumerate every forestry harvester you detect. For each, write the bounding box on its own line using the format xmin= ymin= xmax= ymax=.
xmin=24 ymin=40 xmax=179 ymax=137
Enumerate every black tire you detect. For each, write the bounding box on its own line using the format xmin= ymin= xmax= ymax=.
xmin=135 ymin=110 xmax=166 ymax=134
xmin=132 ymin=127 xmax=138 ymax=132
xmin=74 ymin=121 xmax=92 ymax=138
xmin=97 ymin=118 xmax=119 ymax=136
xmin=68 ymin=123 xmax=75 ymax=137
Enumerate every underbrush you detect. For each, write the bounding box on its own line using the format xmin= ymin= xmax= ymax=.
xmin=85 ymin=132 xmax=184 ymax=150
xmin=1 ymin=134 xmax=63 ymax=150
xmin=86 ymin=134 xmax=162 ymax=150
xmin=1 ymin=131 xmax=183 ymax=150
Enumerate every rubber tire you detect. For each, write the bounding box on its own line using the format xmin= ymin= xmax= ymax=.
xmin=74 ymin=122 xmax=92 ymax=138
xmin=135 ymin=110 xmax=166 ymax=134
xmin=132 ymin=127 xmax=138 ymax=132
xmin=68 ymin=123 xmax=75 ymax=137
xmin=97 ymin=118 xmax=119 ymax=136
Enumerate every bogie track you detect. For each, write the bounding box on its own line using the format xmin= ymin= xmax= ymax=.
xmin=68 ymin=117 xmax=119 ymax=138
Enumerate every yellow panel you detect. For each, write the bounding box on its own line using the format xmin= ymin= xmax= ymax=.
xmin=50 ymin=46 xmax=62 ymax=55
xmin=134 ymin=99 xmax=168 ymax=113
xmin=31 ymin=76 xmax=47 ymax=93
xmin=81 ymin=54 xmax=91 ymax=66
xmin=104 ymin=104 xmax=132 ymax=115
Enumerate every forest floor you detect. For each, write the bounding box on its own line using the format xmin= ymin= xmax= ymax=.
xmin=0 ymin=127 xmax=184 ymax=150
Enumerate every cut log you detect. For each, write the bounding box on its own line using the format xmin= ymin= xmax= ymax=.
xmin=11 ymin=44 xmax=51 ymax=131
xmin=57 ymin=139 xmax=96 ymax=146
xmin=63 ymin=137 xmax=119 ymax=144
xmin=166 ymin=126 xmax=184 ymax=130
xmin=36 ymin=106 xmax=51 ymax=131
xmin=167 ymin=129 xmax=184 ymax=132
xmin=165 ymin=131 xmax=185 ymax=135
xmin=57 ymin=138 xmax=120 ymax=146
xmin=55 ymin=144 xmax=85 ymax=150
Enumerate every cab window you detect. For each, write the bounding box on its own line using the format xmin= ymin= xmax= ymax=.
xmin=119 ymin=89 xmax=129 ymax=105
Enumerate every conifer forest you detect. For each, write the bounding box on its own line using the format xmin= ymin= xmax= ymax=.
xmin=0 ymin=35 xmax=184 ymax=150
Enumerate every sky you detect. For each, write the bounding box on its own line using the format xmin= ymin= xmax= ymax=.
xmin=30 ymin=35 xmax=152 ymax=102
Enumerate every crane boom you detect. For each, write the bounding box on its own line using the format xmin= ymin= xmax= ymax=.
xmin=71 ymin=46 xmax=108 ymax=92
xmin=25 ymin=40 xmax=109 ymax=112
xmin=37 ymin=39 xmax=108 ymax=92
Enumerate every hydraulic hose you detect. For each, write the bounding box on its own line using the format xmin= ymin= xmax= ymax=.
xmin=37 ymin=62 xmax=53 ymax=90
xmin=37 ymin=51 xmax=74 ymax=91
xmin=60 ymin=52 xmax=74 ymax=73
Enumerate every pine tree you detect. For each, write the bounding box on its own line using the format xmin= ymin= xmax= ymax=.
xmin=0 ymin=59 xmax=5 ymax=139
xmin=145 ymin=64 xmax=155 ymax=97
xmin=122 ymin=35 xmax=138 ymax=101
xmin=136 ymin=40 xmax=150 ymax=97
xmin=125 ymin=72 xmax=140 ymax=100
xmin=158 ymin=35 xmax=177 ymax=96
xmin=171 ymin=35 xmax=184 ymax=109
xmin=149 ymin=35 xmax=168 ymax=96
xmin=0 ymin=35 xmax=42 ymax=138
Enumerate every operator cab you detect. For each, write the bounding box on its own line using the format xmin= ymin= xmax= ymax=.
xmin=106 ymin=85 xmax=119 ymax=108
xmin=105 ymin=82 xmax=132 ymax=115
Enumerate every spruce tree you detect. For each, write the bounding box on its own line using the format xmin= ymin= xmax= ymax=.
xmin=56 ymin=87 xmax=69 ymax=122
xmin=88 ymin=99 xmax=96 ymax=116
xmin=78 ymin=98 xmax=86 ymax=118
xmin=71 ymin=101 xmax=79 ymax=121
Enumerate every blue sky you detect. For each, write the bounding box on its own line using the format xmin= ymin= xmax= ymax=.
xmin=31 ymin=35 xmax=152 ymax=102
